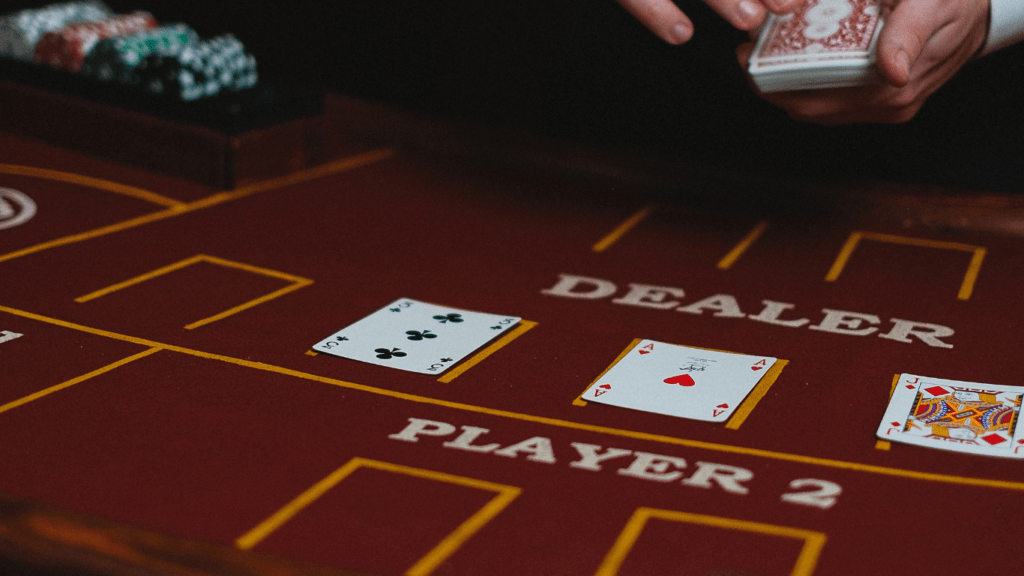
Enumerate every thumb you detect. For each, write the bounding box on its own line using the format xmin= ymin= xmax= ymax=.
xmin=875 ymin=0 xmax=941 ymax=86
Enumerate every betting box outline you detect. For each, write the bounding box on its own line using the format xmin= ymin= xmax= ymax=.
xmin=594 ymin=507 xmax=826 ymax=576
xmin=573 ymin=337 xmax=789 ymax=431
xmin=594 ymin=206 xmax=987 ymax=300
xmin=1 ymin=153 xmax=1020 ymax=495
xmin=591 ymin=204 xmax=770 ymax=271
xmin=826 ymin=231 xmax=986 ymax=301
xmin=234 ymin=457 xmax=521 ymax=576
xmin=74 ymin=253 xmax=313 ymax=330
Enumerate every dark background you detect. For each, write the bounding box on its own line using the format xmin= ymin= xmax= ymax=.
xmin=7 ymin=0 xmax=1024 ymax=191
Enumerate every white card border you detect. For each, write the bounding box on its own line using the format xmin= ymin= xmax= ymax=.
xmin=876 ymin=373 xmax=1024 ymax=458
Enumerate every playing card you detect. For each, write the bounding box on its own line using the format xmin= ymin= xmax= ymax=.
xmin=581 ymin=340 xmax=777 ymax=422
xmin=877 ymin=374 xmax=1024 ymax=458
xmin=748 ymin=0 xmax=885 ymax=92
xmin=312 ymin=298 xmax=521 ymax=374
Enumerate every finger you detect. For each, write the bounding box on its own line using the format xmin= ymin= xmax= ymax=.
xmin=758 ymin=85 xmax=891 ymax=117
xmin=874 ymin=0 xmax=949 ymax=86
xmin=735 ymin=41 xmax=754 ymax=69
xmin=791 ymin=99 xmax=924 ymax=124
xmin=762 ymin=83 xmax=927 ymax=124
xmin=764 ymin=0 xmax=802 ymax=15
xmin=709 ymin=0 xmax=768 ymax=30
xmin=614 ymin=0 xmax=694 ymax=44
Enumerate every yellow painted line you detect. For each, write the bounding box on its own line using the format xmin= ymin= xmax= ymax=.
xmin=236 ymin=457 xmax=520 ymax=576
xmin=0 ymin=164 xmax=184 ymax=208
xmin=75 ymin=254 xmax=314 ymax=330
xmin=725 ymin=359 xmax=787 ymax=430
xmin=960 ymin=247 xmax=986 ymax=301
xmin=198 ymin=255 xmax=312 ymax=283
xmin=305 ymin=350 xmax=318 ymax=356
xmin=0 ymin=206 xmax=186 ymax=265
xmin=825 ymin=231 xmax=986 ymax=300
xmin=824 ymin=231 xmax=863 ymax=282
xmin=857 ymin=232 xmax=985 ymax=253
xmin=717 ymin=220 xmax=769 ymax=270
xmin=574 ymin=338 xmax=642 ymax=407
xmin=0 ymin=347 xmax=161 ymax=415
xmin=407 ymin=482 xmax=519 ymax=576
xmin=185 ymin=280 xmax=313 ymax=330
xmin=4 ymin=303 xmax=1024 ymax=492
xmin=0 ymin=149 xmax=397 ymax=265
xmin=592 ymin=205 xmax=654 ymax=253
xmin=575 ymin=340 xmax=788 ymax=431
xmin=594 ymin=508 xmax=825 ymax=576
xmin=76 ymin=255 xmax=207 ymax=303
xmin=438 ymin=321 xmax=538 ymax=383
xmin=210 ymin=148 xmax=399 ymax=203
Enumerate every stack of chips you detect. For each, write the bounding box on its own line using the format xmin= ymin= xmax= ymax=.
xmin=33 ymin=11 xmax=156 ymax=72
xmin=82 ymin=24 xmax=199 ymax=83
xmin=207 ymin=35 xmax=257 ymax=91
xmin=2 ymin=2 xmax=259 ymax=101
xmin=0 ymin=1 xmax=111 ymax=60
xmin=133 ymin=34 xmax=257 ymax=100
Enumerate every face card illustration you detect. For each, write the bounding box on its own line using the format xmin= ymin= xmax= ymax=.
xmin=582 ymin=339 xmax=777 ymax=422
xmin=312 ymin=298 xmax=521 ymax=374
xmin=877 ymin=374 xmax=1024 ymax=458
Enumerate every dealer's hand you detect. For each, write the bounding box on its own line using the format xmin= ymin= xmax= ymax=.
xmin=614 ymin=0 xmax=801 ymax=44
xmin=737 ymin=0 xmax=990 ymax=124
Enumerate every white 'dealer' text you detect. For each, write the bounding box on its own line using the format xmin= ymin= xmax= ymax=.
xmin=541 ymin=274 xmax=955 ymax=349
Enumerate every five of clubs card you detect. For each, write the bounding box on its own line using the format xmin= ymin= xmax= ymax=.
xmin=877 ymin=374 xmax=1024 ymax=458
xmin=312 ymin=298 xmax=521 ymax=375
xmin=582 ymin=339 xmax=778 ymax=422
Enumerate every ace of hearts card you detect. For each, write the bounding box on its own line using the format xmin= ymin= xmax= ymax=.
xmin=877 ymin=374 xmax=1024 ymax=458
xmin=312 ymin=298 xmax=521 ymax=374
xmin=581 ymin=339 xmax=778 ymax=422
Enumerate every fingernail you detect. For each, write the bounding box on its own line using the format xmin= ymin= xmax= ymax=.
xmin=896 ymin=48 xmax=910 ymax=78
xmin=738 ymin=0 xmax=761 ymax=22
xmin=669 ymin=23 xmax=693 ymax=43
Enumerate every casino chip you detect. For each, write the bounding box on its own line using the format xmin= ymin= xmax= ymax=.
xmin=81 ymin=24 xmax=198 ymax=84
xmin=4 ymin=4 xmax=259 ymax=101
xmin=32 ymin=11 xmax=156 ymax=72
xmin=126 ymin=34 xmax=257 ymax=100
xmin=206 ymin=34 xmax=258 ymax=91
xmin=0 ymin=1 xmax=112 ymax=61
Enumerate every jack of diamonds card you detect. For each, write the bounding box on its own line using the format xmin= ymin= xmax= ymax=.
xmin=877 ymin=374 xmax=1024 ymax=458
xmin=312 ymin=298 xmax=521 ymax=375
xmin=582 ymin=339 xmax=778 ymax=422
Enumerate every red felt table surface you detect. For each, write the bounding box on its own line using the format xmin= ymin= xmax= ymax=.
xmin=2 ymin=117 xmax=1024 ymax=576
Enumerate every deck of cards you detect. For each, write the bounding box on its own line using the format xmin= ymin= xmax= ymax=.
xmin=312 ymin=298 xmax=521 ymax=375
xmin=877 ymin=374 xmax=1024 ymax=458
xmin=748 ymin=0 xmax=884 ymax=92
xmin=582 ymin=340 xmax=777 ymax=423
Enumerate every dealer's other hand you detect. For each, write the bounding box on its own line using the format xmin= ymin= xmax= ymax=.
xmin=614 ymin=0 xmax=801 ymax=44
xmin=737 ymin=0 xmax=990 ymax=124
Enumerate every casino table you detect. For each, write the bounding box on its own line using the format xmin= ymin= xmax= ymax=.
xmin=2 ymin=88 xmax=1024 ymax=576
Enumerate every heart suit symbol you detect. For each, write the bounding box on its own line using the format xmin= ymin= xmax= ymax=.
xmin=663 ymin=374 xmax=696 ymax=387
